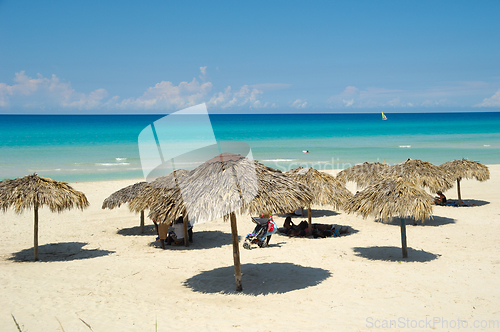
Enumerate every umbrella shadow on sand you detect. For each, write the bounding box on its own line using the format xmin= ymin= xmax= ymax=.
xmin=445 ymin=199 xmax=489 ymax=207
xmin=377 ymin=216 xmax=456 ymax=227
xmin=309 ymin=209 xmax=342 ymax=217
xmin=352 ymin=246 xmax=439 ymax=262
xmin=148 ymin=230 xmax=239 ymax=250
xmin=117 ymin=224 xmax=157 ymax=236
xmin=278 ymin=209 xmax=341 ymax=219
xmin=184 ymin=262 xmax=331 ymax=295
xmin=276 ymin=226 xmax=359 ymax=239
xmin=8 ymin=242 xmax=114 ymax=262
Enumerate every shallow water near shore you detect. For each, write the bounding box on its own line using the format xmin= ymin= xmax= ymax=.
xmin=1 ymin=112 xmax=499 ymax=181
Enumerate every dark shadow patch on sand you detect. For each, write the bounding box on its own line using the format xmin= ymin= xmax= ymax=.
xmin=277 ymin=209 xmax=341 ymax=219
xmin=310 ymin=209 xmax=341 ymax=217
xmin=445 ymin=199 xmax=489 ymax=207
xmin=184 ymin=262 xmax=331 ymax=295
xmin=117 ymin=224 xmax=157 ymax=236
xmin=378 ymin=216 xmax=455 ymax=227
xmin=8 ymin=242 xmax=114 ymax=262
xmin=148 ymin=230 xmax=237 ymax=250
xmin=352 ymin=246 xmax=439 ymax=262
xmin=276 ymin=226 xmax=359 ymax=238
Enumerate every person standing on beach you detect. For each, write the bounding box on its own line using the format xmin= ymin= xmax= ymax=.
xmin=158 ymin=221 xmax=169 ymax=249
xmin=167 ymin=217 xmax=185 ymax=245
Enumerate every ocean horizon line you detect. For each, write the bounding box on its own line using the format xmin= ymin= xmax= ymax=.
xmin=1 ymin=109 xmax=500 ymax=116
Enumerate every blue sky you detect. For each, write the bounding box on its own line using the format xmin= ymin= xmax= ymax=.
xmin=0 ymin=0 xmax=499 ymax=113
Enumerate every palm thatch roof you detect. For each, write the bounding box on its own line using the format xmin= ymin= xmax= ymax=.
xmin=147 ymin=152 xmax=313 ymax=291
xmin=439 ymin=159 xmax=490 ymax=205
xmin=377 ymin=158 xmax=453 ymax=193
xmin=344 ymin=176 xmax=434 ymax=258
xmin=101 ymin=181 xmax=150 ymax=233
xmin=440 ymin=158 xmax=490 ymax=182
xmin=344 ymin=177 xmax=434 ymax=222
xmin=148 ymin=154 xmax=313 ymax=224
xmin=336 ymin=162 xmax=389 ymax=188
xmin=0 ymin=173 xmax=89 ymax=261
xmin=102 ymin=181 xmax=148 ymax=210
xmin=128 ymin=169 xmax=189 ymax=214
xmin=286 ymin=166 xmax=353 ymax=210
xmin=0 ymin=173 xmax=89 ymax=213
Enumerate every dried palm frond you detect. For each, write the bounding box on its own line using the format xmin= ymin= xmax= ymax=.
xmin=102 ymin=181 xmax=148 ymax=210
xmin=336 ymin=162 xmax=388 ymax=189
xmin=440 ymin=158 xmax=489 ymax=182
xmin=440 ymin=159 xmax=490 ymax=205
xmin=286 ymin=166 xmax=353 ymax=210
xmin=128 ymin=169 xmax=189 ymax=214
xmin=147 ymin=152 xmax=314 ymax=291
xmin=148 ymin=153 xmax=313 ymax=224
xmin=344 ymin=176 xmax=434 ymax=222
xmin=0 ymin=173 xmax=89 ymax=213
xmin=344 ymin=176 xmax=434 ymax=258
xmin=0 ymin=173 xmax=89 ymax=260
xmin=377 ymin=158 xmax=452 ymax=193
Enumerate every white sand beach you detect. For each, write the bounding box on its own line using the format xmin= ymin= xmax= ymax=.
xmin=1 ymin=166 xmax=499 ymax=331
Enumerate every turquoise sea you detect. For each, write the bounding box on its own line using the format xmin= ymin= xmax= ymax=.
xmin=1 ymin=112 xmax=499 ymax=182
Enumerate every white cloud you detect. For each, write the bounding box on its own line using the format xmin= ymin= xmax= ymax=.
xmin=328 ymin=86 xmax=360 ymax=108
xmin=327 ymin=83 xmax=488 ymax=109
xmin=291 ymin=99 xmax=307 ymax=109
xmin=207 ymin=85 xmax=269 ymax=109
xmin=199 ymin=66 xmax=207 ymax=81
xmin=0 ymin=83 xmax=11 ymax=107
xmin=0 ymin=71 xmax=111 ymax=110
xmin=208 ymin=86 xmax=232 ymax=107
xmin=475 ymin=89 xmax=500 ymax=107
xmin=118 ymin=78 xmax=213 ymax=110
xmin=343 ymin=99 xmax=354 ymax=107
xmin=0 ymin=67 xmax=280 ymax=112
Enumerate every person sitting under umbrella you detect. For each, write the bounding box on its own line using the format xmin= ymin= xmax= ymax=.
xmin=434 ymin=191 xmax=447 ymax=206
xmin=165 ymin=216 xmax=186 ymax=246
xmin=156 ymin=216 xmax=194 ymax=248
xmin=281 ymin=217 xmax=349 ymax=238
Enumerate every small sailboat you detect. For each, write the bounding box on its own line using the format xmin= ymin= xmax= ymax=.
xmin=381 ymin=111 xmax=387 ymax=120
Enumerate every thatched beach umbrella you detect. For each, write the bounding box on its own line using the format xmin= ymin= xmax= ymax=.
xmin=344 ymin=176 xmax=434 ymax=258
xmin=286 ymin=166 xmax=353 ymax=234
xmin=440 ymin=159 xmax=490 ymax=205
xmin=129 ymin=169 xmax=189 ymax=213
xmin=149 ymin=153 xmax=313 ymax=291
xmin=336 ymin=162 xmax=389 ymax=189
xmin=128 ymin=169 xmax=190 ymax=244
xmin=378 ymin=158 xmax=453 ymax=193
xmin=102 ymin=181 xmax=148 ymax=233
xmin=0 ymin=173 xmax=89 ymax=261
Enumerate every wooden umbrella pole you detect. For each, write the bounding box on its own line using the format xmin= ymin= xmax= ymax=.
xmin=400 ymin=218 xmax=408 ymax=258
xmin=34 ymin=202 xmax=39 ymax=261
xmin=307 ymin=205 xmax=312 ymax=236
xmin=230 ymin=212 xmax=243 ymax=291
xmin=183 ymin=213 xmax=189 ymax=247
xmin=170 ymin=169 xmax=189 ymax=247
xmin=140 ymin=210 xmax=145 ymax=234
xmin=224 ymin=158 xmax=245 ymax=291
xmin=457 ymin=178 xmax=463 ymax=206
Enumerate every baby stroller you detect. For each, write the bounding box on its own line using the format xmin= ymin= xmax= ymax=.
xmin=243 ymin=215 xmax=277 ymax=250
